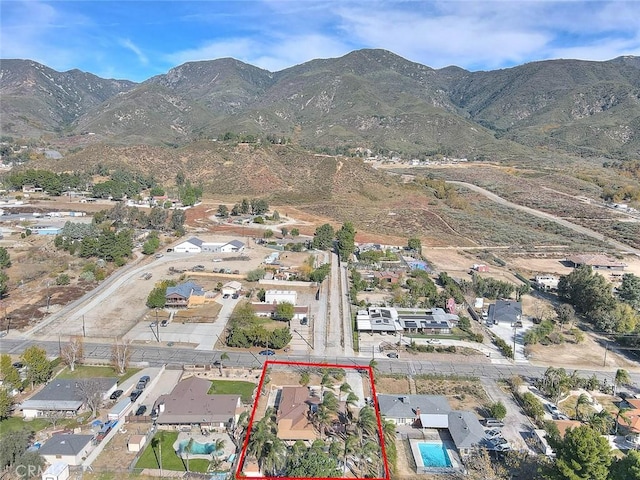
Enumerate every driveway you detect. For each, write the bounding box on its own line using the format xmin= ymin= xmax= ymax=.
xmin=481 ymin=378 xmax=536 ymax=453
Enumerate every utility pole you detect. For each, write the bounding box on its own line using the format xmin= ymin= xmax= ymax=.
xmin=82 ymin=315 xmax=86 ymax=337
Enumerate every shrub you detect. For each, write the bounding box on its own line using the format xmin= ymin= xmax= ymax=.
xmin=55 ymin=274 xmax=70 ymax=285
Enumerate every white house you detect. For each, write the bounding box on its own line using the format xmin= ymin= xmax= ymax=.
xmin=222 ymin=281 xmax=243 ymax=296
xmin=535 ymin=275 xmax=559 ymax=291
xmin=41 ymin=461 xmax=69 ymax=480
xmin=220 ymin=240 xmax=245 ymax=252
xmin=173 ymin=237 xmax=204 ymax=253
xmin=265 ymin=290 xmax=297 ymax=305
xmin=38 ymin=434 xmax=94 ymax=466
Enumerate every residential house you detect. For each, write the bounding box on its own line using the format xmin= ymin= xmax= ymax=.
xmin=252 ymin=303 xmax=309 ymax=321
xmin=38 ymin=434 xmax=94 ymax=466
xmin=356 ymin=307 xmax=458 ymax=334
xmin=155 ymin=376 xmax=243 ymax=430
xmin=221 ymin=281 xmax=243 ymax=296
xmin=165 ymin=281 xmax=205 ymax=308
xmin=265 ymin=290 xmax=297 ymax=305
xmin=617 ymin=398 xmax=640 ymax=442
xmin=220 ymin=240 xmax=245 ymax=252
xmin=535 ymin=275 xmax=559 ymax=291
xmin=487 ymin=300 xmax=522 ymax=326
xmin=173 ymin=237 xmax=204 ymax=253
xmin=378 ymin=394 xmax=485 ymax=457
xmin=21 ymin=379 xmax=118 ymax=419
xmin=276 ymin=386 xmax=320 ymax=441
xmin=566 ymin=254 xmax=627 ymax=271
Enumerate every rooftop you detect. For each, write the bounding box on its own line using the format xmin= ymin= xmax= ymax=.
xmin=38 ymin=434 xmax=94 ymax=456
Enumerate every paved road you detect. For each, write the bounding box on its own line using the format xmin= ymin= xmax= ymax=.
xmin=448 ymin=181 xmax=640 ymax=256
xmin=3 ymin=339 xmax=638 ymax=386
xmin=325 ymin=252 xmax=344 ymax=357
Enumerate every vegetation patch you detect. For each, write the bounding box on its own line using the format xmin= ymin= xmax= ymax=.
xmin=207 ymin=379 xmax=256 ymax=403
xmin=136 ymin=431 xmax=210 ymax=473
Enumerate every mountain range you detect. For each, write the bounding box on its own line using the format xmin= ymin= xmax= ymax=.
xmin=1 ymin=49 xmax=640 ymax=159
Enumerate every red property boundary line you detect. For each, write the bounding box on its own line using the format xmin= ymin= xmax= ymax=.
xmin=235 ymin=360 xmax=390 ymax=480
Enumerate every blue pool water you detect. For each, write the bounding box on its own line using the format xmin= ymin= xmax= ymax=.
xmin=417 ymin=442 xmax=452 ymax=468
xmin=178 ymin=440 xmax=222 ymax=456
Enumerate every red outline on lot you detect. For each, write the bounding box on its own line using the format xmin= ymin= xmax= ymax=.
xmin=235 ymin=360 xmax=390 ymax=480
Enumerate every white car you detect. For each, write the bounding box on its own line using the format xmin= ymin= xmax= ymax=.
xmin=427 ymin=339 xmax=441 ymax=344
xmin=494 ymin=443 xmax=511 ymax=452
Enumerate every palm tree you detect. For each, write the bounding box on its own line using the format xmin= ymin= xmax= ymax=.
xmin=614 ymin=369 xmax=631 ymax=396
xmin=615 ymin=406 xmax=632 ymax=434
xmin=575 ymin=393 xmax=591 ymax=421
xmin=343 ymin=434 xmax=359 ymax=474
xmin=369 ymin=358 xmax=378 ymax=373
xmin=184 ymin=438 xmax=195 ymax=473
xmin=381 ymin=418 xmax=397 ymax=472
xmin=232 ymin=411 xmax=250 ymax=447
xmin=261 ymin=438 xmax=287 ymax=475
xmin=357 ymin=406 xmax=378 ymax=437
xmin=219 ymin=352 xmax=230 ymax=375
xmin=315 ymin=404 xmax=332 ymax=439
xmin=588 ymin=410 xmax=614 ymax=435
xmin=150 ymin=431 xmax=166 ymax=478
xmin=288 ymin=440 xmax=306 ymax=466
xmin=339 ymin=382 xmax=352 ymax=401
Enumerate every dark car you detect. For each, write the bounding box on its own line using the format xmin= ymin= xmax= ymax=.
xmin=259 ymin=350 xmax=276 ymax=356
xmin=110 ymin=389 xmax=124 ymax=400
xmin=223 ymin=294 xmax=230 ymax=299
xmin=387 ymin=352 xmax=399 ymax=359
xmin=166 ymin=248 xmax=173 ymax=252
xmin=160 ymin=320 xmax=168 ymax=327
xmin=300 ymin=317 xmax=308 ymax=325
xmin=232 ymin=293 xmax=239 ymax=299
xmin=130 ymin=390 xmax=142 ymax=402
xmin=12 ymin=362 xmax=24 ymax=369
xmin=135 ymin=405 xmax=147 ymax=416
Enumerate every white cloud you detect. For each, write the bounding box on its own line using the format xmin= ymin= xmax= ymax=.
xmin=119 ymin=39 xmax=149 ymax=65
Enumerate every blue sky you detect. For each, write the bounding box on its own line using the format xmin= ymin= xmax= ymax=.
xmin=2 ymin=0 xmax=640 ymax=82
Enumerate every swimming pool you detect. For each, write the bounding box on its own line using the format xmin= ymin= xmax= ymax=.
xmin=416 ymin=441 xmax=452 ymax=468
xmin=177 ymin=440 xmax=222 ymax=456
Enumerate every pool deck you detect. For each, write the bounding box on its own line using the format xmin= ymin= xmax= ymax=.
xmin=173 ymin=431 xmax=236 ymax=461
xmin=409 ymin=438 xmax=460 ymax=474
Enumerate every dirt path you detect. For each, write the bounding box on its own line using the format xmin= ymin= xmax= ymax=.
xmin=448 ymin=181 xmax=640 ymax=256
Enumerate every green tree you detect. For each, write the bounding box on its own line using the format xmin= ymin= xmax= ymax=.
xmin=0 ymin=430 xmax=31 ymax=471
xmin=0 ymin=271 xmax=8 ymax=297
xmin=549 ymin=425 xmax=611 ymax=480
xmin=217 ymin=204 xmax=229 ymax=218
xmin=246 ymin=268 xmax=266 ymax=282
xmin=610 ymin=450 xmax=640 ymax=480
xmin=555 ymin=303 xmax=575 ymax=331
xmin=241 ymin=198 xmax=250 ymax=214
xmin=290 ymin=228 xmax=299 ymax=237
xmin=614 ymin=368 xmax=631 ymax=396
xmin=274 ymin=302 xmax=295 ymax=321
xmin=0 ymin=247 xmax=11 ymax=268
xmin=263 ymin=229 xmax=274 ymax=239
xmin=146 ymin=285 xmax=167 ymax=308
xmin=312 ymin=223 xmax=334 ymax=250
xmin=281 ymin=227 xmax=288 ymax=237
xmin=287 ymin=447 xmax=341 ymax=477
xmin=558 ymin=266 xmax=614 ymax=315
xmin=618 ymin=273 xmax=640 ymax=309
xmin=299 ymin=372 xmax=310 ymax=386
xmin=0 ymin=354 xmax=20 ymax=390
xmin=407 ymin=237 xmax=422 ymax=253
xmin=336 ymin=222 xmax=356 ymax=262
xmin=0 ymin=387 xmax=13 ymax=419
xmin=488 ymin=401 xmax=507 ymax=420
xmin=20 ymin=345 xmax=52 ymax=387
xmin=142 ymin=231 xmax=160 ymax=255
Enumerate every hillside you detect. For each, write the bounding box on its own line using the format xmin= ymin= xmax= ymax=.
xmin=1 ymin=50 xmax=639 ymax=159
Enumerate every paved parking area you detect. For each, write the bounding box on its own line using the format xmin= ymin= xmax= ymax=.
xmin=487 ymin=318 xmax=535 ymax=364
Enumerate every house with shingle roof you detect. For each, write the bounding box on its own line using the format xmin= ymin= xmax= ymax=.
xmin=173 ymin=237 xmax=204 ymax=253
xmin=487 ymin=300 xmax=522 ymax=326
xmin=378 ymin=394 xmax=485 ymax=457
xmin=155 ymin=376 xmax=243 ymax=430
xmin=276 ymin=386 xmax=320 ymax=441
xmin=566 ymin=254 xmax=627 ymax=271
xmin=165 ymin=281 xmax=205 ymax=308
xmin=20 ymin=378 xmax=118 ymax=419
xmin=38 ymin=434 xmax=94 ymax=466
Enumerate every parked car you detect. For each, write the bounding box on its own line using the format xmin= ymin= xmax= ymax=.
xmin=232 ymin=293 xmax=239 ymax=299
xmin=482 ymin=418 xmax=505 ymax=428
xmin=192 ymin=265 xmax=205 ymax=272
xmin=150 ymin=321 xmax=158 ymax=327
xmin=110 ymin=389 xmax=124 ymax=400
xmin=485 ymin=428 xmax=502 ymax=438
xmin=136 ymin=376 xmax=150 ymax=390
xmin=130 ymin=390 xmax=142 ymax=402
xmin=300 ymin=317 xmax=308 ymax=325
xmin=387 ymin=352 xmax=399 ymax=358
xmin=546 ymin=403 xmax=560 ymax=415
xmin=135 ymin=405 xmax=147 ymax=416
xmin=12 ymin=362 xmax=23 ymax=369
xmin=427 ymin=339 xmax=441 ymax=344
xmin=223 ymin=294 xmax=230 ymax=299
xmin=259 ymin=350 xmax=275 ymax=356
xmin=154 ymin=253 xmax=164 ymax=259
xmin=166 ymin=248 xmax=173 ymax=252
xmin=160 ymin=320 xmax=168 ymax=327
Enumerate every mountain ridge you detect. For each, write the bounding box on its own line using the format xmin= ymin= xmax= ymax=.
xmin=1 ymin=50 xmax=639 ymax=159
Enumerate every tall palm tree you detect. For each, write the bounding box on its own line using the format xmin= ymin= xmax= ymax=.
xmin=615 ymin=406 xmax=632 ymax=434
xmin=614 ymin=369 xmax=631 ymax=396
xmin=232 ymin=411 xmax=250 ymax=447
xmin=381 ymin=418 xmax=397 ymax=472
xmin=315 ymin=404 xmax=332 ymax=439
xmin=575 ymin=393 xmax=591 ymax=421
xmin=339 ymin=382 xmax=352 ymax=401
xmin=357 ymin=406 xmax=378 ymax=437
xmin=343 ymin=434 xmax=359 ymax=474
xmin=261 ymin=438 xmax=287 ymax=476
xmin=219 ymin=352 xmax=230 ymax=375
xmin=184 ymin=438 xmax=195 ymax=473
xmin=150 ymin=431 xmax=166 ymax=478
xmin=588 ymin=410 xmax=614 ymax=435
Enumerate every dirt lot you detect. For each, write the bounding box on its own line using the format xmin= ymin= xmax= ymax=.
xmin=413 ymin=376 xmax=489 ymax=413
